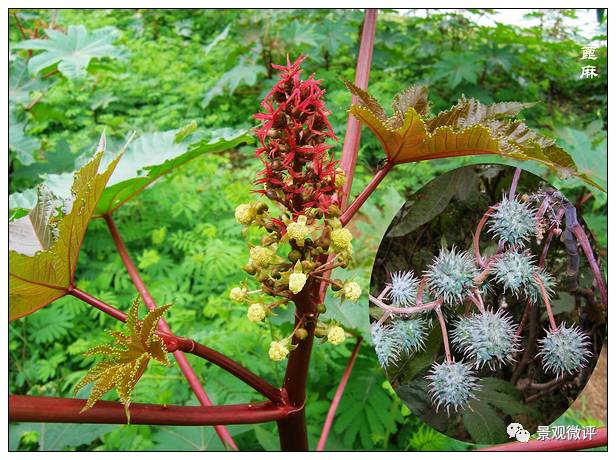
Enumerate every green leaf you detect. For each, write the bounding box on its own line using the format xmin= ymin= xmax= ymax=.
xmin=332 ymin=357 xmax=399 ymax=449
xmin=554 ymin=126 xmax=607 ymax=194
xmin=433 ymin=52 xmax=483 ymax=88
xmin=9 ymin=128 xmax=251 ymax=216
xmin=9 ymin=133 xmax=126 ymax=320
xmin=10 ymin=423 xmax=117 ymax=451
xmin=461 ymin=400 xmax=508 ymax=444
xmin=204 ymin=24 xmax=231 ymax=55
xmin=203 ymin=57 xmax=266 ymax=107
xmin=28 ymin=308 xmax=74 ymax=344
xmin=13 ymin=25 xmax=125 ymax=79
xmin=321 ymin=268 xmax=370 ymax=339
xmin=95 ymin=128 xmax=250 ymax=215
xmin=151 ymin=426 xmax=225 ymax=451
xmin=9 ymin=112 xmax=39 ymax=166
xmin=9 ymin=57 xmax=50 ymax=109
xmin=386 ymin=168 xmax=478 ymax=238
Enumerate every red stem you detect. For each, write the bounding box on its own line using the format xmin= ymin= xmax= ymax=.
xmin=316 ymin=337 xmax=363 ymax=451
xmin=277 ymin=9 xmax=378 ymax=451
xmin=508 ymin=167 xmax=522 ymax=200
xmin=70 ymin=286 xmax=283 ymax=405
xmin=68 ymin=286 xmax=127 ymax=321
xmin=173 ymin=337 xmax=285 ymax=404
xmin=570 ymin=223 xmax=608 ymax=307
xmin=473 ymin=207 xmax=495 ymax=268
xmin=103 ymin=214 xmax=237 ymax=449
xmin=477 ymin=427 xmax=607 ymax=451
xmin=340 ymin=160 xmax=393 ymax=226
xmin=533 ymin=274 xmax=558 ymax=332
xmin=435 ymin=307 xmax=452 ymax=363
xmin=339 ymin=9 xmax=378 ymax=210
xmin=9 ymin=395 xmax=294 ymax=426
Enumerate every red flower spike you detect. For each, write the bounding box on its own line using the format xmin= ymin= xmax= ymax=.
xmin=253 ymin=56 xmax=341 ymax=216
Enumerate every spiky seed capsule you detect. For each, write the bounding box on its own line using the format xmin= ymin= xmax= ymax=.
xmin=390 ymin=318 xmax=427 ymax=355
xmin=488 ymin=196 xmax=536 ymax=246
xmin=268 ymin=340 xmax=290 ymax=361
xmin=327 ymin=326 xmax=346 ymax=345
xmin=371 ymin=323 xmax=402 ymax=368
xmin=289 ymin=273 xmax=308 ymax=294
xmin=426 ymin=361 xmax=479 ymax=414
xmin=491 ymin=251 xmax=555 ymax=303
xmin=247 ymin=303 xmax=267 ymax=323
xmin=537 ymin=323 xmax=592 ymax=378
xmin=451 ymin=309 xmax=520 ymax=369
xmin=426 ymin=248 xmax=479 ymax=306
xmin=342 ymin=281 xmax=361 ymax=302
xmin=387 ymin=271 xmax=419 ymax=307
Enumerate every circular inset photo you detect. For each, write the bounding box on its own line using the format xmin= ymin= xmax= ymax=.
xmin=368 ymin=164 xmax=606 ymax=445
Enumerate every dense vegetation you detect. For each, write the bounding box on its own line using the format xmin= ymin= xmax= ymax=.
xmin=9 ymin=9 xmax=606 ymax=451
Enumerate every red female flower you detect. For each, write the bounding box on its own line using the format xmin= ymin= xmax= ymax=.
xmin=253 ymin=56 xmax=341 ymax=217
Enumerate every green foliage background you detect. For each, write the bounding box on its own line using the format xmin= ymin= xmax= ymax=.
xmin=9 ymin=8 xmax=606 ymax=451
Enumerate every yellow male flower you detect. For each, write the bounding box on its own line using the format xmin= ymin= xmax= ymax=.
xmin=327 ymin=325 xmax=346 ymax=345
xmin=268 ymin=339 xmax=290 ymax=361
xmin=247 ymin=303 xmax=267 ymax=323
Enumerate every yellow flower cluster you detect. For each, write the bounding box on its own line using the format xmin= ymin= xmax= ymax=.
xmin=247 ymin=303 xmax=267 ymax=323
xmin=289 ymin=272 xmax=308 ymax=294
xmin=327 ymin=325 xmax=346 ymax=345
xmin=268 ymin=339 xmax=290 ymax=361
xmin=249 ymin=245 xmax=275 ymax=268
xmin=229 ymin=287 xmax=247 ymax=302
xmin=286 ymin=215 xmax=312 ymax=246
xmin=235 ymin=203 xmax=256 ymax=225
xmin=342 ymin=281 xmax=362 ymax=303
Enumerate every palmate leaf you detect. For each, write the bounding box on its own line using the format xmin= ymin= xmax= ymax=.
xmin=13 ymin=25 xmax=125 ymax=79
xmin=347 ymin=85 xmax=603 ymax=191
xmin=9 ymin=128 xmax=251 ymax=216
xmin=8 ymin=133 xmax=129 ymax=321
xmin=74 ymin=298 xmax=171 ymax=417
xmin=95 ymin=128 xmax=251 ymax=215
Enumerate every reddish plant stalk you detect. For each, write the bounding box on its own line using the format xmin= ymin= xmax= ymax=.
xmin=277 ymin=281 xmax=319 ymax=451
xmin=68 ymin=286 xmax=128 ymax=321
xmin=473 ymin=207 xmax=495 ymax=268
xmin=277 ymin=10 xmax=378 ymax=451
xmin=508 ymin=167 xmax=522 ymax=200
xmin=68 ymin=285 xmax=283 ymax=406
xmin=9 ymin=395 xmax=293 ymax=426
xmin=533 ymin=274 xmax=558 ymax=332
xmin=316 ymin=337 xmax=363 ymax=451
xmin=103 ymin=214 xmax=237 ymax=449
xmin=478 ymin=427 xmax=607 ymax=451
xmin=369 ymin=294 xmax=441 ymax=315
xmin=570 ymin=222 xmax=608 ymax=307
xmin=339 ymin=8 xmax=378 ymax=209
xmin=172 ymin=337 xmax=285 ymax=404
xmin=340 ymin=160 xmax=393 ymax=226
xmin=435 ymin=307 xmax=452 ymax=363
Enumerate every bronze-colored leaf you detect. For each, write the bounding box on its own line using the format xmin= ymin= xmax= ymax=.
xmin=345 ymin=84 xmax=601 ymax=192
xmin=427 ymin=95 xmax=536 ymax=132
xmin=348 ymin=105 xmax=427 ymax=162
xmin=344 ymin=80 xmax=387 ymax=121
xmin=391 ymin=85 xmax=430 ymax=125
xmin=9 ymin=133 xmax=132 ymax=320
xmin=75 ymin=298 xmax=171 ymax=417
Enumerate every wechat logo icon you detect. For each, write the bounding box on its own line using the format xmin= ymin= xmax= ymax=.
xmin=507 ymin=422 xmax=530 ymax=443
